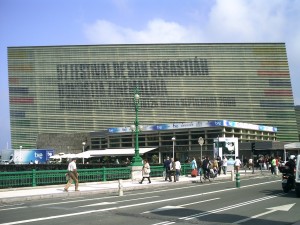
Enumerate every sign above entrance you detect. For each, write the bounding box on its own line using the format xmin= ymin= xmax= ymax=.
xmin=108 ymin=120 xmax=277 ymax=133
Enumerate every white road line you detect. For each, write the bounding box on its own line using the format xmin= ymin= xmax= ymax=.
xmin=142 ymin=198 xmax=220 ymax=214
xmin=179 ymin=194 xmax=283 ymax=220
xmin=77 ymin=196 xmax=159 ymax=208
xmin=152 ymin=221 xmax=175 ymax=225
xmin=32 ymin=177 xmax=279 ymax=207
xmin=233 ymin=203 xmax=295 ymax=224
xmin=0 ymin=206 xmax=28 ymax=211
xmin=0 ymin=180 xmax=280 ymax=225
xmin=178 ymin=198 xmax=220 ymax=207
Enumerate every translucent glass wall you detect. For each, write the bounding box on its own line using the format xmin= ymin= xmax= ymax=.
xmin=8 ymin=43 xmax=298 ymax=148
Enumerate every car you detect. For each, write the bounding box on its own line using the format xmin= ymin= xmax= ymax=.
xmin=0 ymin=160 xmax=9 ymax=165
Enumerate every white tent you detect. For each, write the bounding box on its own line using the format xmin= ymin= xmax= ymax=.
xmin=60 ymin=153 xmax=77 ymax=159
xmin=284 ymin=142 xmax=300 ymax=161
xmin=50 ymin=154 xmax=61 ymax=159
xmin=76 ymin=152 xmax=91 ymax=158
xmin=83 ymin=147 xmax=156 ymax=157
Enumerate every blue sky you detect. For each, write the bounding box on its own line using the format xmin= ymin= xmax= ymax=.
xmin=0 ymin=0 xmax=299 ymax=150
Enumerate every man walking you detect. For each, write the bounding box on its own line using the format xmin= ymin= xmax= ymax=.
xmin=163 ymin=156 xmax=171 ymax=181
xmin=64 ymin=158 xmax=79 ymax=192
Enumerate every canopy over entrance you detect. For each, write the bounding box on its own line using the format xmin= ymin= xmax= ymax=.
xmin=76 ymin=147 xmax=157 ymax=158
xmin=284 ymin=142 xmax=300 ymax=161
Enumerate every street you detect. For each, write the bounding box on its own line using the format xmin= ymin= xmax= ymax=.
xmin=0 ymin=175 xmax=299 ymax=225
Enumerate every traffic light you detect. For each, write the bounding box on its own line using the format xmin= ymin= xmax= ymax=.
xmin=251 ymin=142 xmax=255 ymax=152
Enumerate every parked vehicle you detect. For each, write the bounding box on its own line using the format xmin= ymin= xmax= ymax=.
xmin=279 ymin=155 xmax=296 ymax=193
xmin=0 ymin=160 xmax=9 ymax=165
xmin=295 ymin=155 xmax=300 ymax=197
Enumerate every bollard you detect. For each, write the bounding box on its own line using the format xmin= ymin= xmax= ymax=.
xmin=236 ymin=173 xmax=240 ymax=188
xmin=231 ymin=170 xmax=235 ymax=181
xmin=118 ymin=179 xmax=123 ymax=196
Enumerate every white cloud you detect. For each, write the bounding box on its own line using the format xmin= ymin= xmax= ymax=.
xmin=83 ymin=0 xmax=300 ymax=104
xmin=84 ymin=19 xmax=202 ymax=44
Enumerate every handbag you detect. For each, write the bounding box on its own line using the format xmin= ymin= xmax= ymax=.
xmin=144 ymin=167 xmax=150 ymax=174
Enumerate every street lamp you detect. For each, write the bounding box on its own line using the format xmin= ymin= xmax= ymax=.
xmin=130 ymin=87 xmax=143 ymax=166
xmin=198 ymin=137 xmax=204 ymax=160
xmin=19 ymin=146 xmax=22 ymax=164
xmin=82 ymin=141 xmax=86 ymax=164
xmin=172 ymin=137 xmax=176 ymax=159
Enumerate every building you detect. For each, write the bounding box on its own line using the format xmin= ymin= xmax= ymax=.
xmin=8 ymin=43 xmax=298 ymax=150
xmin=36 ymin=119 xmax=280 ymax=163
xmin=296 ymin=105 xmax=300 ymax=141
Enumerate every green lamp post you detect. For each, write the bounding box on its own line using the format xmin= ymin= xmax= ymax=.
xmin=130 ymin=87 xmax=143 ymax=166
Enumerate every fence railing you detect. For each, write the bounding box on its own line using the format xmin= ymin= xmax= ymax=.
xmin=0 ymin=164 xmax=193 ymax=189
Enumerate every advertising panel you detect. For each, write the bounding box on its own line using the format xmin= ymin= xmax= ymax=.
xmin=13 ymin=149 xmax=54 ymax=164
xmin=214 ymin=137 xmax=238 ymax=165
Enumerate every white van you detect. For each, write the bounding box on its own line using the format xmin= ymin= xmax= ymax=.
xmin=0 ymin=160 xmax=9 ymax=164
xmin=296 ymin=155 xmax=300 ymax=197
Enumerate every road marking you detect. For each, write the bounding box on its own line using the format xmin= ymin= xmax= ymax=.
xmin=0 ymin=206 xmax=28 ymax=211
xmin=179 ymin=194 xmax=283 ymax=220
xmin=142 ymin=198 xmax=220 ymax=214
xmin=77 ymin=196 xmax=158 ymax=208
xmin=32 ymin=177 xmax=280 ymax=207
xmin=152 ymin=221 xmax=175 ymax=225
xmin=233 ymin=203 xmax=295 ymax=224
xmin=0 ymin=180 xmax=280 ymax=225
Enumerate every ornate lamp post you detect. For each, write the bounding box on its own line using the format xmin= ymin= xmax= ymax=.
xmin=130 ymin=87 xmax=143 ymax=166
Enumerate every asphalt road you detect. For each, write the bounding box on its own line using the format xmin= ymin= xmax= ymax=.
xmin=1 ymin=175 xmax=299 ymax=225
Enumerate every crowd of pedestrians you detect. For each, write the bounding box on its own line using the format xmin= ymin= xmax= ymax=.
xmin=136 ymin=153 xmax=283 ymax=186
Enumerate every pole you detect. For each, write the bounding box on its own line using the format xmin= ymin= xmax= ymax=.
xmin=173 ymin=140 xmax=174 ymax=159
xmin=198 ymin=137 xmax=204 ymax=160
xmin=172 ymin=137 xmax=175 ymax=159
xmin=82 ymin=145 xmax=84 ymax=164
xmin=200 ymin=145 xmax=202 ymax=160
xmin=131 ymin=87 xmax=143 ymax=166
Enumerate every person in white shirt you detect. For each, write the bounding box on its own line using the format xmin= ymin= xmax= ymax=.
xmin=234 ymin=156 xmax=242 ymax=173
xmin=64 ymin=158 xmax=79 ymax=192
xmin=175 ymin=158 xmax=181 ymax=181
xmin=222 ymin=156 xmax=228 ymax=175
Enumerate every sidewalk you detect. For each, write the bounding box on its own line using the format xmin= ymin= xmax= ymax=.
xmin=0 ymin=171 xmax=261 ymax=203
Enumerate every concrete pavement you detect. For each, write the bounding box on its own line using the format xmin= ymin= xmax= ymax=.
xmin=0 ymin=170 xmax=264 ymax=203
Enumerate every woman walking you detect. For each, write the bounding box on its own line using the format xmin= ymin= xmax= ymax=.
xmin=139 ymin=159 xmax=151 ymax=184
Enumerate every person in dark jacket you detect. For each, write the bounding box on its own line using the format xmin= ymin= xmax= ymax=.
xmin=163 ymin=157 xmax=171 ymax=181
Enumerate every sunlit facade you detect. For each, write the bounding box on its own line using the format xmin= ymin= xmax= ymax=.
xmin=8 ymin=43 xmax=298 ymax=148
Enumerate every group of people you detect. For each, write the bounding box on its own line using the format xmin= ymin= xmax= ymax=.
xmin=191 ymin=155 xmax=230 ymax=178
xmin=63 ymin=154 xmax=293 ymax=191
xmin=162 ymin=157 xmax=182 ymax=182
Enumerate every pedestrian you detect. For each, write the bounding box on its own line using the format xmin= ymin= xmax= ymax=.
xmin=168 ymin=158 xmax=176 ymax=182
xmin=217 ymin=155 xmax=222 ymax=175
xmin=191 ymin=157 xmax=197 ymax=170
xmin=190 ymin=157 xmax=198 ymax=177
xmin=202 ymin=156 xmax=211 ymax=179
xmin=271 ymin=157 xmax=276 ymax=175
xmin=222 ymin=156 xmax=228 ymax=175
xmin=175 ymin=158 xmax=181 ymax=181
xmin=139 ymin=159 xmax=151 ymax=184
xmin=163 ymin=156 xmax=171 ymax=181
xmin=64 ymin=158 xmax=79 ymax=192
xmin=275 ymin=157 xmax=279 ymax=175
xmin=234 ymin=156 xmax=242 ymax=173
xmin=197 ymin=157 xmax=203 ymax=176
xmin=248 ymin=158 xmax=253 ymax=170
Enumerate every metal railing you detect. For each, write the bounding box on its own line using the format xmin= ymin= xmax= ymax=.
xmin=0 ymin=164 xmax=192 ymax=189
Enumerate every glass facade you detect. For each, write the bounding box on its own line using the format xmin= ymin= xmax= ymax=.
xmin=296 ymin=106 xmax=300 ymax=141
xmin=8 ymin=43 xmax=298 ymax=149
